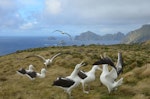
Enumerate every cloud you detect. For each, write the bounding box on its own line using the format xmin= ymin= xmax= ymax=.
xmin=20 ymin=21 xmax=38 ymax=30
xmin=41 ymin=0 xmax=150 ymax=25
xmin=0 ymin=0 xmax=150 ymax=36
xmin=1 ymin=0 xmax=150 ymax=27
xmin=0 ymin=0 xmax=24 ymax=29
xmin=0 ymin=0 xmax=42 ymax=30
xmin=0 ymin=0 xmax=16 ymax=10
xmin=0 ymin=0 xmax=17 ymax=18
xmin=44 ymin=0 xmax=62 ymax=15
xmin=18 ymin=0 xmax=42 ymax=6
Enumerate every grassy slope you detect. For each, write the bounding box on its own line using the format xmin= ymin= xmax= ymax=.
xmin=0 ymin=44 xmax=149 ymax=99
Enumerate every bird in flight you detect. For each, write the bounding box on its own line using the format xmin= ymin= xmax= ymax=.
xmin=25 ymin=53 xmax=61 ymax=67
xmin=52 ymin=30 xmax=72 ymax=41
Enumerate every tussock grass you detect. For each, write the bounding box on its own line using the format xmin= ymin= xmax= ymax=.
xmin=141 ymin=64 xmax=150 ymax=77
xmin=132 ymin=94 xmax=149 ymax=99
xmin=0 ymin=44 xmax=149 ymax=99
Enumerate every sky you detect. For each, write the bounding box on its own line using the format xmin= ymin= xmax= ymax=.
xmin=0 ymin=0 xmax=150 ymax=37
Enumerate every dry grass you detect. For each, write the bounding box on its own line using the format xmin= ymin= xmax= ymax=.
xmin=0 ymin=44 xmax=149 ymax=99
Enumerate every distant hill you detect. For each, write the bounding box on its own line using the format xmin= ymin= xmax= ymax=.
xmin=75 ymin=31 xmax=100 ymax=40
xmin=74 ymin=24 xmax=150 ymax=44
xmin=101 ymin=32 xmax=125 ymax=40
xmin=74 ymin=31 xmax=125 ymax=41
xmin=122 ymin=24 xmax=150 ymax=44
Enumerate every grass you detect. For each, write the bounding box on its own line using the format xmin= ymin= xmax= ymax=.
xmin=0 ymin=43 xmax=150 ymax=99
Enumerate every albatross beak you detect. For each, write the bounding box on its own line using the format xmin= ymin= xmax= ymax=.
xmin=98 ymin=67 xmax=102 ymax=71
xmin=80 ymin=61 xmax=88 ymax=66
xmin=78 ymin=61 xmax=84 ymax=66
xmin=82 ymin=62 xmax=88 ymax=67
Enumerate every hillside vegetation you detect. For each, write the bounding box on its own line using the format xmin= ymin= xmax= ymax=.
xmin=0 ymin=43 xmax=149 ymax=99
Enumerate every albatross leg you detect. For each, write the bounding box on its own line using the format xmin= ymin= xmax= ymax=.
xmin=87 ymin=85 xmax=91 ymax=93
xmin=68 ymin=92 xmax=74 ymax=99
xmin=82 ymin=83 xmax=89 ymax=94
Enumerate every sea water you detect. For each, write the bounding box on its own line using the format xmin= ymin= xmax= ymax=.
xmin=0 ymin=36 xmax=120 ymax=56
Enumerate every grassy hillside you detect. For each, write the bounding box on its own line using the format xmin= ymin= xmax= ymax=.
xmin=0 ymin=44 xmax=149 ymax=99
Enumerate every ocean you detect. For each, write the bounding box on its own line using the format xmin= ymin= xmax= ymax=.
xmin=0 ymin=36 xmax=120 ymax=56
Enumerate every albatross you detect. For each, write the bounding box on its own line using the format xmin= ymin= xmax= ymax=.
xmin=78 ymin=65 xmax=101 ymax=94
xmin=100 ymin=64 xmax=123 ymax=93
xmin=25 ymin=53 xmax=61 ymax=67
xmin=16 ymin=64 xmax=34 ymax=76
xmin=93 ymin=53 xmax=124 ymax=93
xmin=52 ymin=30 xmax=72 ymax=41
xmin=25 ymin=68 xmax=46 ymax=80
xmin=52 ymin=61 xmax=85 ymax=98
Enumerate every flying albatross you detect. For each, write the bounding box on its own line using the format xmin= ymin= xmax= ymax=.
xmin=52 ymin=61 xmax=86 ymax=98
xmin=78 ymin=65 xmax=101 ymax=94
xmin=25 ymin=53 xmax=61 ymax=67
xmin=52 ymin=30 xmax=73 ymax=41
xmin=16 ymin=64 xmax=34 ymax=76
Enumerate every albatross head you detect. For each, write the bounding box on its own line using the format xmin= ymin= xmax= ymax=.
xmin=75 ymin=61 xmax=86 ymax=70
xmin=29 ymin=64 xmax=34 ymax=70
xmin=41 ymin=68 xmax=46 ymax=74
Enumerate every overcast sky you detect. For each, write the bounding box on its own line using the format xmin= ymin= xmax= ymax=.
xmin=0 ymin=0 xmax=150 ymax=36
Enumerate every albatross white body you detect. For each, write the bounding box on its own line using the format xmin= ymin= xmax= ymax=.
xmin=80 ymin=65 xmax=101 ymax=94
xmin=26 ymin=68 xmax=46 ymax=80
xmin=16 ymin=64 xmax=34 ymax=76
xmin=52 ymin=61 xmax=85 ymax=97
xmin=100 ymin=64 xmax=123 ymax=93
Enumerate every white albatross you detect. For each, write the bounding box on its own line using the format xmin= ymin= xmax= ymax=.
xmin=93 ymin=54 xmax=124 ymax=93
xmin=52 ymin=61 xmax=85 ymax=98
xmin=16 ymin=64 xmax=34 ymax=76
xmin=25 ymin=68 xmax=46 ymax=80
xmin=52 ymin=30 xmax=72 ymax=41
xmin=78 ymin=65 xmax=101 ymax=94
xmin=25 ymin=53 xmax=61 ymax=67
xmin=100 ymin=64 xmax=123 ymax=93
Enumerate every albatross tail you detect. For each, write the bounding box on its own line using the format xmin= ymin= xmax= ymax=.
xmin=114 ymin=78 xmax=123 ymax=88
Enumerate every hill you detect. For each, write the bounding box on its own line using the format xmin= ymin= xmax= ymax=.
xmin=74 ymin=24 xmax=150 ymax=44
xmin=74 ymin=31 xmax=125 ymax=41
xmin=101 ymin=32 xmax=125 ymax=40
xmin=0 ymin=44 xmax=149 ymax=99
xmin=74 ymin=31 xmax=100 ymax=40
xmin=122 ymin=24 xmax=150 ymax=44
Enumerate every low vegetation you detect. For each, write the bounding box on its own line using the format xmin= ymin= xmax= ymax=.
xmin=0 ymin=43 xmax=149 ymax=99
